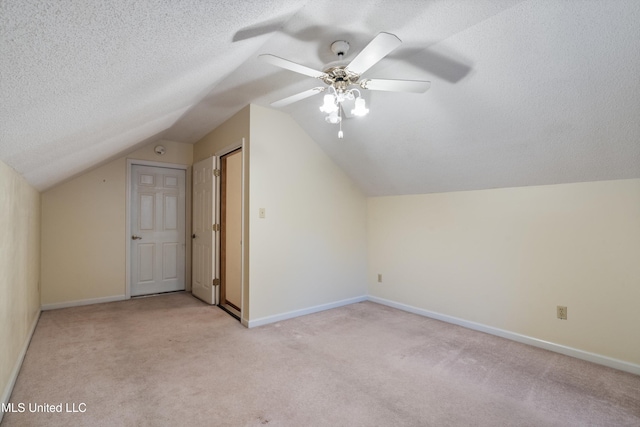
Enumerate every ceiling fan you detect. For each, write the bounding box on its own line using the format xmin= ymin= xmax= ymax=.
xmin=259 ymin=32 xmax=431 ymax=138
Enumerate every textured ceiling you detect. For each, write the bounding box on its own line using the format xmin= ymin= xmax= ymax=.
xmin=1 ymin=0 xmax=639 ymax=194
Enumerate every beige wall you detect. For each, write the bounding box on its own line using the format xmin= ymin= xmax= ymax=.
xmin=194 ymin=105 xmax=250 ymax=163
xmin=41 ymin=140 xmax=193 ymax=306
xmin=193 ymin=104 xmax=368 ymax=323
xmin=0 ymin=160 xmax=40 ymax=411
xmin=368 ymin=179 xmax=640 ymax=365
xmin=127 ymin=139 xmax=193 ymax=166
xmin=248 ymin=105 xmax=368 ymax=321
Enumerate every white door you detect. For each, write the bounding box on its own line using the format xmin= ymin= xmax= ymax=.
xmin=192 ymin=156 xmax=218 ymax=304
xmin=131 ymin=165 xmax=186 ymax=296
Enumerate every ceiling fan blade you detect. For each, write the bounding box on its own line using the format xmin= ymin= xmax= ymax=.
xmin=360 ymin=78 xmax=431 ymax=93
xmin=271 ymin=87 xmax=325 ymax=108
xmin=346 ymin=32 xmax=402 ymax=76
xmin=259 ymin=54 xmax=326 ymax=79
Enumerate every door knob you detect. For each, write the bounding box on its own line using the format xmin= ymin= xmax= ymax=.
xmin=131 ymin=235 xmax=142 ymax=240
xmin=192 ymin=234 xmax=196 ymax=239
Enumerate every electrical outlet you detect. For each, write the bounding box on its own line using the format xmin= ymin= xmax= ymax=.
xmin=557 ymin=306 xmax=567 ymax=320
xmin=377 ymin=274 xmax=382 ymax=283
xmin=259 ymin=208 xmax=265 ymax=219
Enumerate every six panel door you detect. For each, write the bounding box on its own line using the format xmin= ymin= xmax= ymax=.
xmin=131 ymin=165 xmax=186 ymax=296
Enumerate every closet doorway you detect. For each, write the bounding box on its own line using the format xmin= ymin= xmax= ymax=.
xmin=219 ymin=148 xmax=243 ymax=318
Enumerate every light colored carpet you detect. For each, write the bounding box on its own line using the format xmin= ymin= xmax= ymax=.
xmin=3 ymin=292 xmax=639 ymax=426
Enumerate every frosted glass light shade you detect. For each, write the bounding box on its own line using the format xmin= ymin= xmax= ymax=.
xmin=319 ymin=94 xmax=338 ymax=113
xmin=325 ymin=110 xmax=341 ymax=124
xmin=351 ymin=97 xmax=369 ymax=116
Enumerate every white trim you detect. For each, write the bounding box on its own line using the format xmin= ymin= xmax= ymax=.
xmin=125 ymin=161 xmax=132 ymax=299
xmin=239 ymin=139 xmax=247 ymax=324
xmin=214 ymin=155 xmax=221 ymax=305
xmin=214 ymin=139 xmax=247 ymax=318
xmin=1 ymin=310 xmax=41 ymax=424
xmin=41 ymin=295 xmax=126 ymax=311
xmin=247 ymin=295 xmax=368 ymax=328
xmin=185 ymin=166 xmax=193 ymax=292
xmin=126 ymin=159 xmax=189 ymax=299
xmin=368 ymin=296 xmax=640 ymax=376
xmin=127 ymin=159 xmax=189 ymax=170
xmin=214 ymin=140 xmax=243 ymax=158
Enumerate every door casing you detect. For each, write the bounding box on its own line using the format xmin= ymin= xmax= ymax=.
xmin=213 ymin=140 xmax=245 ymax=320
xmin=220 ymin=148 xmax=243 ymax=311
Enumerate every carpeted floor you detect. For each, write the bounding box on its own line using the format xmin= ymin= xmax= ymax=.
xmin=3 ymin=292 xmax=639 ymax=426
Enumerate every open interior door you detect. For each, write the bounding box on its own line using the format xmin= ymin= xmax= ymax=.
xmin=191 ymin=156 xmax=219 ymax=304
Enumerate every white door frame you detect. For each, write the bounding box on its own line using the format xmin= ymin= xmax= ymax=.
xmin=125 ymin=159 xmax=191 ymax=299
xmin=214 ymin=140 xmax=245 ymax=322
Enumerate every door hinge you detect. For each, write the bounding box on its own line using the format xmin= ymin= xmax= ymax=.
xmin=213 ymin=278 xmax=220 ymax=286
xmin=213 ymin=169 xmax=220 ymax=177
xmin=212 ymin=224 xmax=220 ymax=232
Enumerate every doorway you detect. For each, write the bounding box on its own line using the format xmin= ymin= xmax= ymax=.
xmin=130 ymin=164 xmax=186 ymax=296
xmin=220 ymin=148 xmax=243 ymax=318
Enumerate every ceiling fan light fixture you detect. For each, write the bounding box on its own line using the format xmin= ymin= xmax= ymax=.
xmin=319 ymin=94 xmax=338 ymax=113
xmin=351 ymin=97 xmax=369 ymax=117
xmin=325 ymin=109 xmax=341 ymax=124
xmin=336 ymin=92 xmax=348 ymax=103
xmin=261 ymin=32 xmax=431 ymax=139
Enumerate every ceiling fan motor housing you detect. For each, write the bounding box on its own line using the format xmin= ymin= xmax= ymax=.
xmin=320 ymin=66 xmax=360 ymax=91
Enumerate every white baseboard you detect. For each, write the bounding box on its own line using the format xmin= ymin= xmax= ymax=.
xmin=1 ymin=309 xmax=41 ymax=424
xmin=368 ymin=296 xmax=640 ymax=376
xmin=41 ymin=295 xmax=127 ymax=311
xmin=247 ymin=295 xmax=368 ymax=328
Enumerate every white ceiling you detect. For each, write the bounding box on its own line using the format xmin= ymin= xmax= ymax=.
xmin=1 ymin=0 xmax=639 ymax=194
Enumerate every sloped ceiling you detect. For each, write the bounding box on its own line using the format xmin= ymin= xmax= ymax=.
xmin=1 ymin=0 xmax=639 ymax=194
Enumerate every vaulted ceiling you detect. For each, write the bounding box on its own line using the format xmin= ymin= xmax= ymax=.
xmin=1 ymin=0 xmax=639 ymax=194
